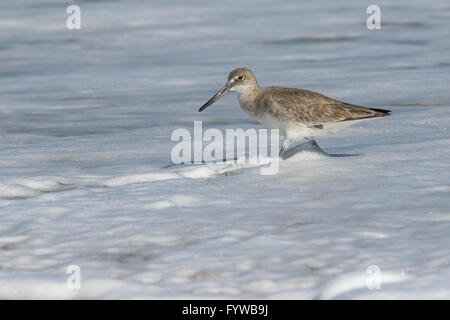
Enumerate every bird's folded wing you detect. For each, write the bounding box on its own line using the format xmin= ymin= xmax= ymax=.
xmin=259 ymin=88 xmax=389 ymax=125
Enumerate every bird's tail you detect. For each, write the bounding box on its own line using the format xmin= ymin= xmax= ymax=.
xmin=370 ymin=107 xmax=391 ymax=117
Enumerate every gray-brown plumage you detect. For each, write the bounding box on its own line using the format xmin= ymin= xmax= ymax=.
xmin=199 ymin=68 xmax=390 ymax=158
xmin=254 ymin=87 xmax=389 ymax=123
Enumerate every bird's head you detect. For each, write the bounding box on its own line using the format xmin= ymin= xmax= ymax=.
xmin=199 ymin=68 xmax=258 ymax=112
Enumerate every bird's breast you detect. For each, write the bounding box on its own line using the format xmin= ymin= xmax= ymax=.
xmin=255 ymin=112 xmax=291 ymax=137
xmin=238 ymin=95 xmax=258 ymax=118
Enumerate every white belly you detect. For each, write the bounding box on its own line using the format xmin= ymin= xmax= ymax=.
xmin=256 ymin=113 xmax=362 ymax=142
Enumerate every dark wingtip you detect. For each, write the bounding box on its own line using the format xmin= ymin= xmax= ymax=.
xmin=371 ymin=107 xmax=391 ymax=117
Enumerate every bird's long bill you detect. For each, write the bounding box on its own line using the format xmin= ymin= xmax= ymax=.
xmin=198 ymin=84 xmax=230 ymax=112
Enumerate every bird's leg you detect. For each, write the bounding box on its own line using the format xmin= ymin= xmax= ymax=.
xmin=305 ymin=137 xmax=318 ymax=147
xmin=279 ymin=139 xmax=292 ymax=159
xmin=305 ymin=137 xmax=325 ymax=153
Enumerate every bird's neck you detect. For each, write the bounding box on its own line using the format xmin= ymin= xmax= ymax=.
xmin=236 ymin=85 xmax=259 ymax=116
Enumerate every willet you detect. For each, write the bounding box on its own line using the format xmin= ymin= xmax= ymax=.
xmin=199 ymin=68 xmax=390 ymax=158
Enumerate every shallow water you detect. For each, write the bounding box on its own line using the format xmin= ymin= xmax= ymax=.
xmin=0 ymin=0 xmax=449 ymax=299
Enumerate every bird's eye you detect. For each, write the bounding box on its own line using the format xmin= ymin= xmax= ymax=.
xmin=237 ymin=75 xmax=245 ymax=81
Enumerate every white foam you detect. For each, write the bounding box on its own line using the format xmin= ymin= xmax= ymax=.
xmin=1 ymin=0 xmax=449 ymax=300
